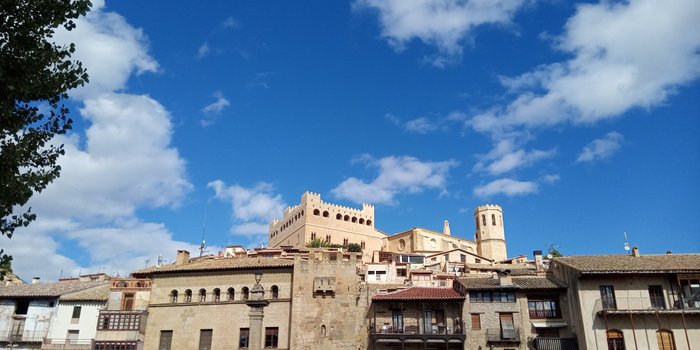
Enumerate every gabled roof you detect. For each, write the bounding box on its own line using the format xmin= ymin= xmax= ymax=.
xmin=456 ymin=276 xmax=564 ymax=290
xmin=552 ymin=254 xmax=700 ymax=274
xmin=373 ymin=287 xmax=464 ymax=301
xmin=0 ymin=281 xmax=108 ymax=298
xmin=133 ymin=256 xmax=294 ymax=275
xmin=60 ymin=284 xmax=110 ymax=302
xmin=425 ymin=248 xmax=492 ymax=262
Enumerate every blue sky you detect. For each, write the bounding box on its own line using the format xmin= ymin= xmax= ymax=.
xmin=6 ymin=0 xmax=700 ymax=280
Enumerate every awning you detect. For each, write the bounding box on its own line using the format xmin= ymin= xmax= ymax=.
xmin=531 ymin=320 xmax=568 ymax=328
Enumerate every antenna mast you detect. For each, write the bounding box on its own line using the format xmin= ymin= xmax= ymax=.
xmin=623 ymin=231 xmax=631 ymax=252
xmin=200 ymin=198 xmax=212 ymax=257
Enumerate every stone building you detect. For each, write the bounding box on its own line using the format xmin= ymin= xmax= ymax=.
xmin=93 ymin=277 xmax=152 ymax=350
xmin=550 ymin=250 xmax=700 ymax=350
xmin=268 ymin=192 xmax=386 ymax=262
xmin=134 ymin=250 xmax=294 ymax=350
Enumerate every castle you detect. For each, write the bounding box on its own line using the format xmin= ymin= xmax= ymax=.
xmin=268 ymin=192 xmax=508 ymax=262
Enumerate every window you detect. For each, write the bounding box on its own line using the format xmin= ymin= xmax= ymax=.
xmin=392 ymin=310 xmax=403 ymax=333
xmin=313 ymin=209 xmax=320 ymax=215
xmin=122 ymin=293 xmax=134 ymax=311
xmin=265 ymin=327 xmax=279 ymax=348
xmin=271 ymin=285 xmax=279 ymax=299
xmin=242 ymin=287 xmax=249 ymax=300
xmin=322 ymin=211 xmax=329 ymax=217
xmin=528 ymin=297 xmax=561 ymax=319
xmin=471 ymin=314 xmax=481 ymax=330
xmin=397 ymin=269 xmax=407 ymax=277
xmin=94 ymin=341 xmax=137 ymax=350
xmin=657 ymin=329 xmax=675 ymax=350
xmin=444 ymin=254 xmax=449 ymax=262
xmin=71 ymin=306 xmax=82 ymax=320
xmin=481 ymin=214 xmax=486 ymax=226
xmin=311 ymin=232 xmax=316 ymax=240
xmin=199 ymin=329 xmax=213 ymax=350
xmin=499 ymin=313 xmax=516 ymax=339
xmin=366 ymin=220 xmax=372 ymax=225
xmin=170 ymin=290 xmax=178 ymax=303
xmin=343 ymin=238 xmax=348 ymax=246
xmin=185 ymin=289 xmax=192 ymax=303
xmin=606 ymin=329 xmax=625 ymax=350
xmin=213 ymin=288 xmax=221 ymax=302
xmin=492 ymin=214 xmax=496 ymax=226
xmin=67 ymin=330 xmax=79 ymax=344
xmin=649 ymin=285 xmax=665 ymax=309
xmin=336 ymin=214 xmax=342 ymax=220
xmin=227 ymin=288 xmax=235 ymax=301
xmin=199 ymin=289 xmax=207 ymax=302
xmin=460 ymin=254 xmax=466 ymax=263
xmin=475 ymin=258 xmax=481 ymax=263
xmin=361 ymin=241 xmax=365 ymax=249
xmin=343 ymin=215 xmax=349 ymax=221
xmin=469 ymin=291 xmax=516 ymax=303
xmin=239 ymin=328 xmax=249 ymax=348
xmin=159 ymin=330 xmax=173 ymax=350
xmin=600 ymin=285 xmax=616 ymax=309
xmin=352 ymin=217 xmax=357 ymax=223
xmin=97 ymin=312 xmax=140 ymax=330
xmin=359 ymin=218 xmax=365 ymax=224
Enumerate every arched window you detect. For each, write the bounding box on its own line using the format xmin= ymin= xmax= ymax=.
xmin=313 ymin=209 xmax=320 ymax=216
xmin=359 ymin=218 xmax=365 ymax=224
xmin=213 ymin=288 xmax=221 ymax=302
xmin=366 ymin=220 xmax=372 ymax=226
xmin=351 ymin=217 xmax=357 ymax=223
xmin=492 ymin=214 xmax=496 ymax=226
xmin=170 ymin=290 xmax=178 ymax=303
xmin=242 ymin=287 xmax=250 ymax=300
xmin=606 ymin=330 xmax=625 ymax=350
xmin=199 ymin=289 xmax=206 ymax=302
xmin=481 ymin=214 xmax=486 ymax=226
xmin=227 ymin=288 xmax=235 ymax=301
xmin=301 ymin=210 xmax=304 ymax=216
xmin=343 ymin=215 xmax=349 ymax=221
xmin=271 ymin=285 xmax=279 ymax=299
xmin=657 ymin=330 xmax=675 ymax=350
xmin=336 ymin=214 xmax=342 ymax=220
xmin=475 ymin=217 xmax=479 ymax=229
xmin=184 ymin=289 xmax=192 ymax=303
xmin=322 ymin=211 xmax=329 ymax=217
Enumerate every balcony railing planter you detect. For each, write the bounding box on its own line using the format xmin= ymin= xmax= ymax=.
xmin=486 ymin=328 xmax=521 ymax=342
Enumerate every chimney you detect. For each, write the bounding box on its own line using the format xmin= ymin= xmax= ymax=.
xmin=175 ymin=250 xmax=190 ymax=265
xmin=533 ymin=250 xmax=543 ymax=269
xmin=497 ymin=270 xmax=513 ymax=286
xmin=32 ymin=277 xmax=41 ymax=285
xmin=631 ymin=246 xmax=640 ymax=257
xmin=443 ymin=220 xmax=451 ymax=236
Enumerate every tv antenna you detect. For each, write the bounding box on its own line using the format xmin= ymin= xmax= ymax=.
xmin=623 ymin=231 xmax=631 ymax=252
xmin=199 ymin=198 xmax=213 ymax=257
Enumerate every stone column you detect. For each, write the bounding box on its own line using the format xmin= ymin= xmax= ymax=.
xmin=248 ymin=306 xmax=265 ymax=350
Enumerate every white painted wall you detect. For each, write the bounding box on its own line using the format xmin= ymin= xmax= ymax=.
xmin=47 ymin=301 xmax=105 ymax=341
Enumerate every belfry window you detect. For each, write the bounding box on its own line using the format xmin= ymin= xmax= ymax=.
xmin=492 ymin=214 xmax=496 ymax=226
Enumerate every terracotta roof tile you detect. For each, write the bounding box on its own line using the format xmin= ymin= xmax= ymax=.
xmin=456 ymin=276 xmax=563 ymax=290
xmin=60 ymin=284 xmax=110 ymax=301
xmin=372 ymin=287 xmax=464 ymax=301
xmin=133 ymin=256 xmax=294 ymax=275
xmin=0 ymin=281 xmax=108 ymax=298
xmin=553 ymin=254 xmax=700 ymax=274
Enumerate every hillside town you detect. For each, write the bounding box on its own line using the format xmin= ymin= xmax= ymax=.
xmin=1 ymin=193 xmax=699 ymax=350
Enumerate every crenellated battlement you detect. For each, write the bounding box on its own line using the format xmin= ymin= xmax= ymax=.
xmin=474 ymin=204 xmax=502 ymax=213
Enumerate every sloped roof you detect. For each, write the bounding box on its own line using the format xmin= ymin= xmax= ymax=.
xmin=0 ymin=281 xmax=108 ymax=298
xmin=552 ymin=254 xmax=700 ymax=274
xmin=373 ymin=287 xmax=464 ymax=301
xmin=456 ymin=276 xmax=564 ymax=290
xmin=60 ymin=283 xmax=110 ymax=301
xmin=133 ymin=256 xmax=294 ymax=275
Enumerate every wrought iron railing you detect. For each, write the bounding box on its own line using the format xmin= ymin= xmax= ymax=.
xmin=594 ymin=296 xmax=700 ymax=313
xmin=529 ymin=308 xmax=562 ymax=319
xmin=369 ymin=321 xmax=465 ymax=335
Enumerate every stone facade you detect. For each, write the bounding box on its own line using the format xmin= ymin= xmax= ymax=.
xmin=474 ymin=204 xmax=507 ymax=262
xmin=268 ymin=192 xmax=385 ymax=262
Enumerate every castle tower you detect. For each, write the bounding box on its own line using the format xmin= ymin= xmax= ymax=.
xmin=475 ymin=204 xmax=507 ymax=261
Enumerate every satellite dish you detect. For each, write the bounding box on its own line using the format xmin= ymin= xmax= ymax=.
xmin=624 ymin=242 xmax=630 ymax=251
xmin=546 ymin=254 xmax=553 ymax=259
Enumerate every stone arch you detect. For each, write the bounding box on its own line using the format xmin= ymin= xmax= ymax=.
xmin=313 ymin=209 xmax=320 ymax=216
xmin=322 ymin=211 xmax=329 ymax=217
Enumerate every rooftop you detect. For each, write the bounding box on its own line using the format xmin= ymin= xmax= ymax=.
xmin=60 ymin=283 xmax=111 ymax=301
xmin=373 ymin=287 xmax=465 ymax=301
xmin=0 ymin=280 xmax=109 ymax=298
xmin=456 ymin=276 xmax=564 ymax=290
xmin=133 ymin=256 xmax=294 ymax=275
xmin=552 ymin=253 xmax=700 ymax=274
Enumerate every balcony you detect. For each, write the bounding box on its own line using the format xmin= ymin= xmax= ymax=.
xmin=529 ymin=308 xmax=562 ymax=319
xmin=594 ymin=297 xmax=700 ymax=315
xmin=0 ymin=329 xmax=47 ymax=343
xmin=486 ymin=328 xmax=521 ymax=343
xmin=369 ymin=323 xmax=466 ymax=345
xmin=534 ymin=337 xmax=579 ymax=350
xmin=42 ymin=339 xmax=94 ymax=350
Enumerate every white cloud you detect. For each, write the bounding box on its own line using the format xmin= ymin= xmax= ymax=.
xmin=386 ymin=111 xmax=467 ymax=134
xmin=577 ymin=132 xmax=624 ymax=163
xmin=539 ymin=174 xmax=560 ymax=184
xmin=473 ymin=178 xmax=538 ymax=198
xmin=201 ymin=91 xmax=231 ymax=126
xmin=5 ymin=2 xmax=195 ymax=281
xmin=355 ymin=0 xmax=527 ymax=66
xmin=53 ymin=3 xmax=158 ymax=99
xmin=223 ymin=16 xmax=239 ymax=29
xmin=474 ymin=139 xmax=556 ymax=175
xmin=404 ymin=117 xmax=440 ymax=134
xmin=197 ymin=42 xmax=211 ymax=58
xmin=208 ymin=181 xmax=286 ymax=237
xmin=470 ymin=0 xmax=700 ymax=133
xmin=331 ymin=155 xmax=458 ymax=205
